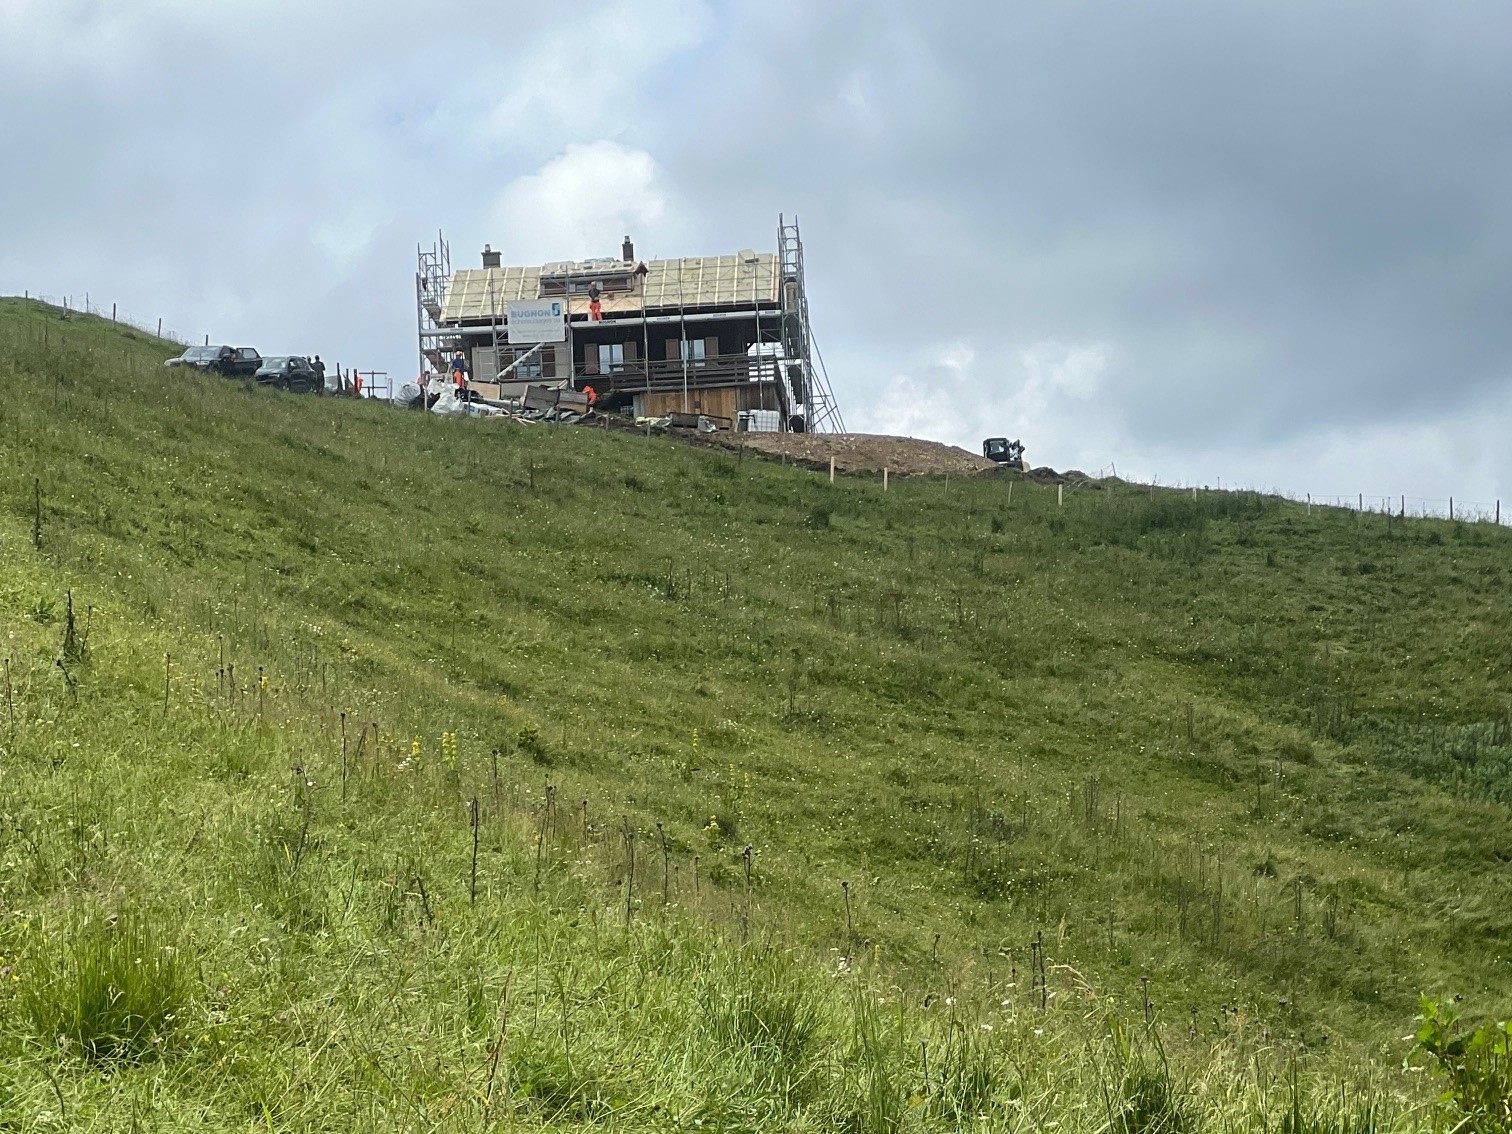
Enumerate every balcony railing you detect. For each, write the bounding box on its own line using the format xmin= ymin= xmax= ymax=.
xmin=578 ymin=353 xmax=786 ymax=393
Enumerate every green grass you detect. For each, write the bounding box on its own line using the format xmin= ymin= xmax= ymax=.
xmin=0 ymin=295 xmax=1508 ymax=1129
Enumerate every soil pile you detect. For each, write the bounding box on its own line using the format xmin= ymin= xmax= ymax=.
xmin=719 ymin=432 xmax=999 ymax=476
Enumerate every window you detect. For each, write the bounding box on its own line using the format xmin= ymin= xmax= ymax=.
xmin=540 ymin=273 xmax=634 ymax=297
xmin=598 ymin=343 xmax=625 ymax=373
xmin=680 ymin=339 xmax=706 ymax=363
xmin=499 ymin=347 xmax=547 ymax=381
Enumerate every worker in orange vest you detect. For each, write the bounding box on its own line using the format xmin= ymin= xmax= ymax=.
xmin=583 ymin=384 xmax=598 ymax=408
xmin=353 ymin=371 xmax=363 ymax=396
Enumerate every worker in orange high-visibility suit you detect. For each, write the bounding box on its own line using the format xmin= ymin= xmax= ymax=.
xmin=583 ymin=384 xmax=598 ymax=408
xmin=450 ymin=350 xmax=468 ymax=399
xmin=588 ymin=281 xmax=603 ymax=321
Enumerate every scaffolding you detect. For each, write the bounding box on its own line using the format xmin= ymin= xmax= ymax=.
xmin=778 ymin=215 xmax=845 ymax=434
xmin=416 ymin=232 xmax=451 ymax=376
xmin=418 ymin=215 xmax=846 ymax=432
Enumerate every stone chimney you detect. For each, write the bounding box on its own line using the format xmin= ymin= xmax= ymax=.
xmin=621 ymin=235 xmax=634 ymax=262
xmin=482 ymin=244 xmax=501 ymax=269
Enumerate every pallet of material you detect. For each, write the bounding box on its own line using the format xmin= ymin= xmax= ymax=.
xmin=522 ymin=385 xmax=560 ymax=412
xmin=667 ymin=411 xmax=731 ymax=431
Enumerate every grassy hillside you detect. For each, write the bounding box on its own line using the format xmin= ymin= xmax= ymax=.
xmin=0 ymin=296 xmax=1509 ymax=1131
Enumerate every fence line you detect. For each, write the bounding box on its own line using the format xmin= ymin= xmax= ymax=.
xmin=1276 ymin=490 xmax=1503 ymax=526
xmin=6 ymin=291 xmax=387 ymax=397
xmin=6 ymin=290 xmax=195 ymax=347
xmin=1133 ymin=476 xmax=1508 ymax=528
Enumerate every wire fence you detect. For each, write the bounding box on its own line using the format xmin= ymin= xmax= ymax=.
xmin=7 ymin=290 xmax=200 ymax=347
xmin=1272 ymin=489 xmax=1505 ymax=526
xmin=1112 ymin=467 xmax=1509 ymax=528
xmin=4 ymin=291 xmax=380 ymax=393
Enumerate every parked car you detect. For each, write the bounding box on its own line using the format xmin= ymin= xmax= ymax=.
xmin=165 ymin=344 xmax=233 ymax=373
xmin=254 ymin=356 xmax=323 ymax=394
xmin=227 ymin=347 xmax=262 ymax=377
xmin=163 ymin=344 xmax=262 ymax=377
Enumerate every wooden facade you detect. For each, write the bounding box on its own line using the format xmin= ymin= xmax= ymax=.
xmin=433 ymin=240 xmax=810 ymax=429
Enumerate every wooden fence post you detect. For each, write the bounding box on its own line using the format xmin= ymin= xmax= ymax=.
xmin=1057 ymin=483 xmax=1064 ymax=508
xmin=829 ymin=456 xmax=835 ymax=484
xmin=1449 ymin=497 xmax=1454 ymax=520
xmin=883 ymin=467 xmax=889 ymax=492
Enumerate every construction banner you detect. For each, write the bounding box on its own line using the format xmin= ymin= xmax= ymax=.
xmin=505 ymin=299 xmax=566 ymax=343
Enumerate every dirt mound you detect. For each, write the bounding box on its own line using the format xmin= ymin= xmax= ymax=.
xmin=718 ymin=432 xmax=998 ymax=476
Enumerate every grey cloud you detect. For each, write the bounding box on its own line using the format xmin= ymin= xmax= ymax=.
xmin=676 ymin=2 xmax=1512 ymax=461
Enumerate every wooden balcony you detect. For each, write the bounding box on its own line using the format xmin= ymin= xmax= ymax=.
xmin=577 ymin=353 xmax=787 ymax=394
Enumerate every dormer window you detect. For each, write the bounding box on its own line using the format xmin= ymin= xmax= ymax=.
xmin=539 ymin=271 xmax=634 ymax=297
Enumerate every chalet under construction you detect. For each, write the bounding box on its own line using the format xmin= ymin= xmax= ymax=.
xmin=416 ymin=217 xmax=842 ymax=433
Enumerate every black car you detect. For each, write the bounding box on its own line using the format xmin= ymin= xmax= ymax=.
xmin=226 ymin=347 xmax=262 ymax=377
xmin=254 ymin=356 xmax=323 ymax=394
xmin=165 ymin=344 xmax=234 ymax=373
xmin=164 ymin=345 xmax=262 ymax=377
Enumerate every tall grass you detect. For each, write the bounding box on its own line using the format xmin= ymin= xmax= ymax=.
xmin=21 ymin=907 xmax=195 ymax=1065
xmin=0 ymin=297 xmax=1502 ymax=1128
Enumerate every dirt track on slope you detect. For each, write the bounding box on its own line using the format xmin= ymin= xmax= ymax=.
xmin=715 ymin=432 xmax=1000 ymax=476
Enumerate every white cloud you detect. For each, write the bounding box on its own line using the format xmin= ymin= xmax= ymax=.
xmin=1018 ymin=343 xmax=1107 ymax=402
xmin=1137 ymin=394 xmax=1512 ymax=508
xmin=850 ymin=338 xmax=1116 ymax=471
xmin=485 ymin=0 xmax=713 ymax=145
xmin=487 ymin=142 xmax=674 ymax=264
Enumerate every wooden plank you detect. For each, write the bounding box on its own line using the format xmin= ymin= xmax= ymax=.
xmin=523 ymin=385 xmax=558 ymax=411
xmin=645 ymin=393 xmax=684 ymax=417
xmin=688 ymin=386 xmax=737 ymax=423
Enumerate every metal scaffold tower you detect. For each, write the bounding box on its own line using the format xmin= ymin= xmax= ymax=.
xmin=416 ymin=231 xmax=451 ymax=375
xmin=778 ymin=214 xmax=845 ymax=434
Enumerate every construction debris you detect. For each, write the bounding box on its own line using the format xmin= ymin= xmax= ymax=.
xmin=398 ymin=381 xmax=591 ymax=424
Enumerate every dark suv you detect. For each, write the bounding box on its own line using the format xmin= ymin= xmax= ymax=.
xmin=164 ymin=345 xmax=261 ymax=377
xmin=254 ymin=356 xmax=323 ymax=394
xmin=166 ymin=344 xmax=232 ymax=373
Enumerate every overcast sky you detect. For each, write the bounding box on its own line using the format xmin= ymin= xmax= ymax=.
xmin=4 ymin=0 xmax=1511 ymax=506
